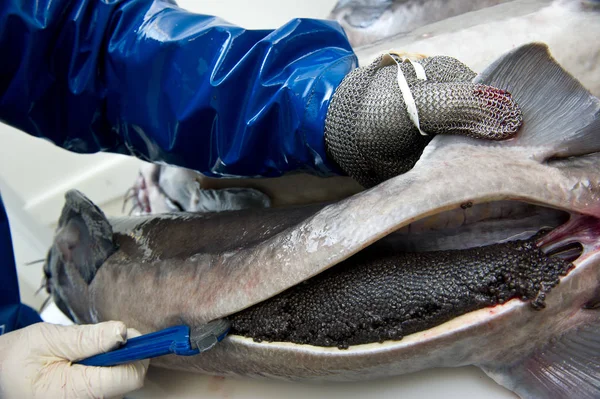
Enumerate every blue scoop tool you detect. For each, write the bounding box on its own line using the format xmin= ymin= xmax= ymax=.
xmin=76 ymin=319 xmax=230 ymax=367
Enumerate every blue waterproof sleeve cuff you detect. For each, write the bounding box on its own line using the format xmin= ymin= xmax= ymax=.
xmin=0 ymin=0 xmax=358 ymax=178
xmin=0 ymin=195 xmax=42 ymax=335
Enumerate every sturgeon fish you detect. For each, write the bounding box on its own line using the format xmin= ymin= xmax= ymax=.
xmin=43 ymin=43 xmax=600 ymax=399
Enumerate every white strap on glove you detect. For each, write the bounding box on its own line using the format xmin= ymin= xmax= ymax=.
xmin=0 ymin=321 xmax=149 ymax=399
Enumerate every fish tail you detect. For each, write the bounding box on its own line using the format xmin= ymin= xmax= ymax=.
xmin=480 ymin=314 xmax=600 ymax=399
xmin=474 ymin=42 xmax=600 ymax=159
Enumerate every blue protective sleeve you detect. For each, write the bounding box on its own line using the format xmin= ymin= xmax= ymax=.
xmin=0 ymin=194 xmax=42 ymax=335
xmin=0 ymin=0 xmax=358 ymax=178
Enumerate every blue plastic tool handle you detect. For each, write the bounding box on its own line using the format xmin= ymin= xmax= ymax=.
xmin=77 ymin=325 xmax=203 ymax=367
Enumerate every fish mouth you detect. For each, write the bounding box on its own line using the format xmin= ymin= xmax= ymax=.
xmin=222 ymin=199 xmax=590 ymax=349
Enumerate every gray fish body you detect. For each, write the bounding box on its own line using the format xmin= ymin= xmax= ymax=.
xmin=329 ymin=0 xmax=514 ymax=47
xmin=351 ymin=0 xmax=600 ymax=97
xmin=45 ymin=44 xmax=600 ymax=398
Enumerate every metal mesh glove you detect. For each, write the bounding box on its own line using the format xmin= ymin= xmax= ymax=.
xmin=324 ymin=54 xmax=523 ymax=187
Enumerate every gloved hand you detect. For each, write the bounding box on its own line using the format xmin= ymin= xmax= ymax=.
xmin=324 ymin=53 xmax=524 ymax=187
xmin=0 ymin=321 xmax=149 ymax=399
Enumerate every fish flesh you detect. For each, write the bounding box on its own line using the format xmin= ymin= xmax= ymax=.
xmin=43 ymin=43 xmax=600 ymax=399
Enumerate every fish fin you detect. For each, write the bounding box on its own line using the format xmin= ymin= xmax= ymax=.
xmin=474 ymin=42 xmax=600 ymax=158
xmin=54 ymin=190 xmax=116 ymax=284
xmin=192 ymin=187 xmax=272 ymax=212
xmin=481 ymin=319 xmax=600 ymax=399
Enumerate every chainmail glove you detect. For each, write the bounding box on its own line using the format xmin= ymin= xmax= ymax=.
xmin=324 ymin=53 xmax=523 ymax=187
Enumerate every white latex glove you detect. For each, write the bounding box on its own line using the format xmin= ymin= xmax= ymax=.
xmin=0 ymin=321 xmax=149 ymax=399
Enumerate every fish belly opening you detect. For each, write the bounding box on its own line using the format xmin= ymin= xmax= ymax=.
xmin=228 ymin=202 xmax=580 ymax=349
